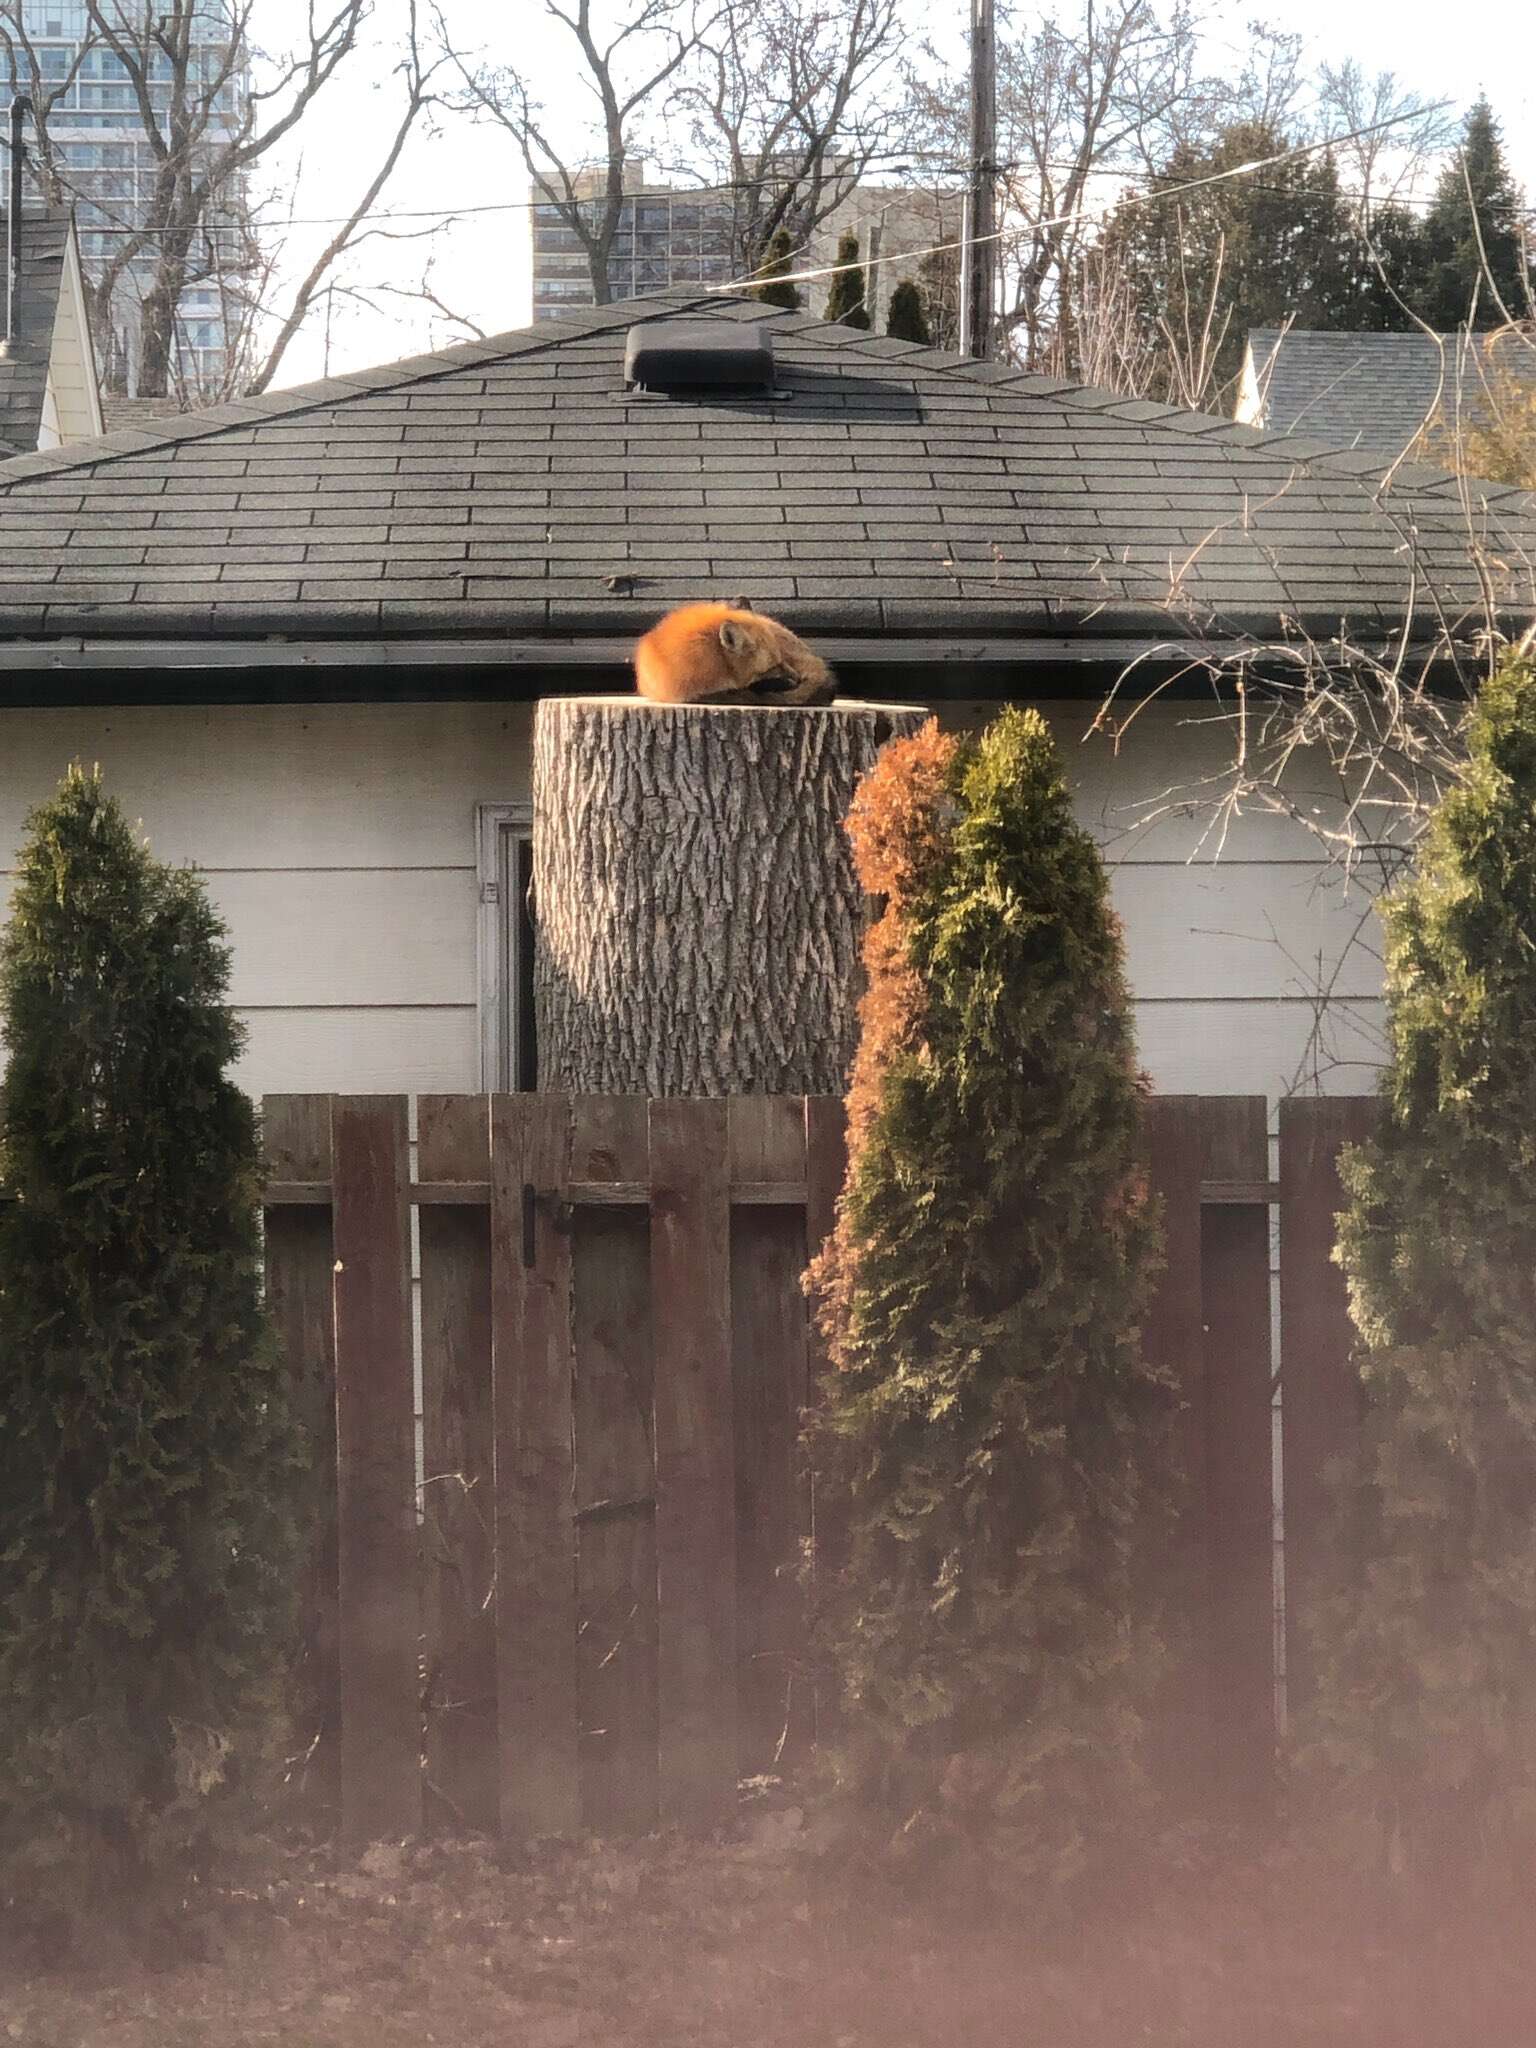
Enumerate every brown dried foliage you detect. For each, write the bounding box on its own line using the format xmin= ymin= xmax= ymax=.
xmin=839 ymin=718 xmax=959 ymax=1155
xmin=808 ymin=720 xmax=958 ymax=1358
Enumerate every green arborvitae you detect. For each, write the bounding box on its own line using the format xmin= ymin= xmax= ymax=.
xmin=886 ymin=278 xmax=931 ymax=345
xmin=1417 ymin=98 xmax=1528 ymax=329
xmin=1317 ymin=648 xmax=1536 ymax=1866
xmin=0 ymin=768 xmax=299 ymax=1938
xmin=753 ymin=227 xmax=802 ymax=311
xmin=807 ymin=709 xmax=1170 ymax=1864
xmin=824 ymin=228 xmax=871 ymax=328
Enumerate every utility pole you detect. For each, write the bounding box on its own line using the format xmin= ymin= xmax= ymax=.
xmin=962 ymin=0 xmax=996 ymax=360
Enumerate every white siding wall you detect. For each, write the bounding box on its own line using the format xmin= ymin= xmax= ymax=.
xmin=1035 ymin=700 xmax=1386 ymax=1100
xmin=0 ymin=694 xmax=1385 ymax=1106
xmin=0 ymin=701 xmax=527 ymax=1097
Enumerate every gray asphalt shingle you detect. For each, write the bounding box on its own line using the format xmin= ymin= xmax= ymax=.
xmin=1243 ymin=326 xmax=1536 ymax=458
xmin=0 ymin=209 xmax=73 ymax=457
xmin=0 ymin=291 xmax=1527 ymax=643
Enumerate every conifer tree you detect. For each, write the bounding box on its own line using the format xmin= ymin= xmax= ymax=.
xmin=886 ymin=277 xmax=931 ymax=344
xmin=1106 ymin=120 xmax=1403 ymax=396
xmin=824 ymin=228 xmax=871 ymax=328
xmin=1417 ymin=98 xmax=1528 ymax=329
xmin=1314 ymin=647 xmax=1536 ymax=1868
xmin=753 ymin=227 xmax=802 ymax=311
xmin=807 ymin=710 xmax=1170 ymax=1860
xmin=0 ymin=769 xmax=298 ymax=1937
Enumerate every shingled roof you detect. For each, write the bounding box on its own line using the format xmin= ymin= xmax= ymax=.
xmin=1238 ymin=326 xmax=1536 ymax=456
xmin=0 ymin=289 xmax=1529 ymax=648
xmin=0 ymin=208 xmax=89 ymax=457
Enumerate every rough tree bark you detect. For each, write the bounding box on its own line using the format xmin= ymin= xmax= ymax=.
xmin=533 ymin=697 xmax=926 ymax=1096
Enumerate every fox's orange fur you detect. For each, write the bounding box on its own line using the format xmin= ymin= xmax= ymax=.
xmin=634 ymin=602 xmax=836 ymax=706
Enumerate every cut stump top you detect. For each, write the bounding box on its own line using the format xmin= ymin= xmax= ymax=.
xmin=544 ymin=696 xmax=923 ymax=717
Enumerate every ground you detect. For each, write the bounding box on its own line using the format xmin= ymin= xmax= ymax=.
xmin=5 ymin=1815 xmax=1536 ymax=2048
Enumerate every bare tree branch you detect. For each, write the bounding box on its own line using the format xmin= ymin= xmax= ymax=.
xmin=244 ymin=2 xmax=444 ymax=394
xmin=1 ymin=0 xmax=432 ymax=398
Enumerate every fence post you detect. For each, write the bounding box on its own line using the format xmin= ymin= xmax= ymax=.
xmin=491 ymin=1092 xmax=581 ymax=1837
xmin=330 ymin=1095 xmax=421 ymax=1844
xmin=650 ymin=1098 xmax=736 ymax=1826
xmin=1279 ymin=1096 xmax=1378 ymax=1722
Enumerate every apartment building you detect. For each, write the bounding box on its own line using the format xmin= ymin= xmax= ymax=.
xmin=6 ymin=0 xmax=249 ymax=394
xmin=530 ymin=166 xmax=950 ymax=329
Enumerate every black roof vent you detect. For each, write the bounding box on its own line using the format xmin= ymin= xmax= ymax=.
xmin=624 ymin=319 xmax=773 ymax=394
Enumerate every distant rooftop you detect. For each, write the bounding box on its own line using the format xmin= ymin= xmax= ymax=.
xmin=1237 ymin=327 xmax=1534 ymax=457
xmin=0 ymin=208 xmax=79 ymax=455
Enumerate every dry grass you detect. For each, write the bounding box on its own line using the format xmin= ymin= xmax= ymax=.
xmin=5 ymin=1817 xmax=1536 ymax=2048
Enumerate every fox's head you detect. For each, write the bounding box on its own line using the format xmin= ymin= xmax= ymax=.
xmin=717 ymin=613 xmax=835 ymax=705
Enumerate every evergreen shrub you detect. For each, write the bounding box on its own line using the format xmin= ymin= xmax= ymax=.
xmin=824 ymin=229 xmax=871 ymax=328
xmin=1316 ymin=647 xmax=1536 ymax=1868
xmin=753 ymin=228 xmax=802 ymax=311
xmin=886 ymin=278 xmax=931 ymax=344
xmin=0 ymin=768 xmax=299 ymax=1941
xmin=807 ymin=709 xmax=1171 ymax=1864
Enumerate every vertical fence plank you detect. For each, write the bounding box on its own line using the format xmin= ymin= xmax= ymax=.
xmin=1199 ymin=1097 xmax=1275 ymax=1811
xmin=803 ymin=1095 xmax=849 ymax=1743
xmin=491 ymin=1093 xmax=580 ymax=1837
xmin=330 ymin=1095 xmax=421 ymax=1844
xmin=1142 ymin=1096 xmax=1211 ymax=1795
xmin=650 ymin=1099 xmax=736 ymax=1827
xmin=571 ymin=1096 xmax=658 ymax=1833
xmin=261 ymin=1096 xmax=338 ymax=1815
xmin=803 ymin=1097 xmax=847 ymax=1277
xmin=729 ymin=1097 xmax=813 ymax=1782
xmin=1279 ymin=1095 xmax=1378 ymax=1721
xmin=419 ymin=1094 xmax=496 ymax=1834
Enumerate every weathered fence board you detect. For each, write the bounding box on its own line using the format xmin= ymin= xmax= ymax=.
xmin=1142 ymin=1096 xmax=1213 ymax=1789
xmin=802 ymin=1094 xmax=849 ymax=1746
xmin=261 ymin=1095 xmax=339 ymax=1813
xmin=259 ymin=1090 xmax=1378 ymax=1845
xmin=650 ymin=1098 xmax=737 ymax=1827
xmin=491 ymin=1092 xmax=580 ymax=1837
xmin=1196 ymin=1098 xmax=1276 ymax=1810
xmin=730 ymin=1096 xmax=814 ymax=1781
xmin=330 ymin=1095 xmax=421 ymax=1844
xmin=1279 ymin=1097 xmax=1379 ymax=1719
xmin=419 ymin=1093 xmax=496 ymax=1834
xmin=571 ymin=1095 xmax=658 ymax=1833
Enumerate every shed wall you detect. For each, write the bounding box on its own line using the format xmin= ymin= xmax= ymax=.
xmin=0 ymin=696 xmax=1384 ymax=1103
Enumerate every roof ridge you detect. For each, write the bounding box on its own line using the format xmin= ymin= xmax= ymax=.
xmin=710 ymin=303 xmax=1449 ymax=484
xmin=0 ymin=282 xmax=1525 ymax=509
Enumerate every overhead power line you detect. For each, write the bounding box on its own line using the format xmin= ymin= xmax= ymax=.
xmin=26 ymin=98 xmax=1525 ymax=250
xmin=703 ymin=99 xmax=1458 ymax=298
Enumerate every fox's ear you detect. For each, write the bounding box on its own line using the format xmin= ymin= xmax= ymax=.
xmin=729 ymin=592 xmax=752 ymax=611
xmin=719 ymin=619 xmax=751 ymax=655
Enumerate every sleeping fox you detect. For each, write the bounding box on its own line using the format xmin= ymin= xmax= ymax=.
xmin=634 ymin=601 xmax=836 ymax=706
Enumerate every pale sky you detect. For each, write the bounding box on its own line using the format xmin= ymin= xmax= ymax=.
xmin=257 ymin=0 xmax=1536 ymax=391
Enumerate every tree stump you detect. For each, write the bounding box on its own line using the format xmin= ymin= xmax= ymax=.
xmin=533 ymin=696 xmax=927 ymax=1096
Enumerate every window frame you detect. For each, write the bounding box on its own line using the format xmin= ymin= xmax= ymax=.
xmin=475 ymin=801 xmax=535 ymax=1093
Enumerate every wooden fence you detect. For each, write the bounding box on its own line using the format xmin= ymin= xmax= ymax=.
xmin=260 ymin=1091 xmax=1378 ymax=1845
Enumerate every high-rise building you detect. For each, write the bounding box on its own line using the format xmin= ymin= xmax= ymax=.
xmin=531 ymin=168 xmax=737 ymax=324
xmin=529 ymin=166 xmax=950 ymax=331
xmin=5 ymin=0 xmax=250 ymax=395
